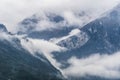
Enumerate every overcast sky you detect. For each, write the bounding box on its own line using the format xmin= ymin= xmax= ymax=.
xmin=0 ymin=0 xmax=120 ymax=32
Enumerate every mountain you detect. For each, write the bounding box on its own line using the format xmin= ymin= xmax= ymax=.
xmin=53 ymin=3 xmax=120 ymax=61
xmin=0 ymin=24 xmax=8 ymax=32
xmin=0 ymin=28 xmax=64 ymax=80
xmin=1 ymin=3 xmax=120 ymax=80
xmin=51 ymin=4 xmax=120 ymax=80
xmin=57 ymin=29 xmax=89 ymax=50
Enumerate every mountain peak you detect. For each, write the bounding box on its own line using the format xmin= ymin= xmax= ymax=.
xmin=0 ymin=24 xmax=8 ymax=32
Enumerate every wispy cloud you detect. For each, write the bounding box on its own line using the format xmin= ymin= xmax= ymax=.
xmin=20 ymin=38 xmax=66 ymax=71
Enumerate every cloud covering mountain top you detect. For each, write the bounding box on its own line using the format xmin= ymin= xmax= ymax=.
xmin=0 ymin=0 xmax=120 ymax=32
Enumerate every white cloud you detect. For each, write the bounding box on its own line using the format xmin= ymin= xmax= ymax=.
xmin=0 ymin=31 xmax=20 ymax=42
xmin=69 ymin=29 xmax=80 ymax=35
xmin=63 ymin=52 xmax=120 ymax=79
xmin=21 ymin=38 xmax=65 ymax=54
xmin=63 ymin=11 xmax=83 ymax=26
xmin=0 ymin=0 xmax=120 ymax=32
xmin=20 ymin=38 xmax=66 ymax=71
xmin=35 ymin=19 xmax=59 ymax=31
xmin=50 ymin=29 xmax=81 ymax=44
xmin=0 ymin=32 xmax=11 ymax=41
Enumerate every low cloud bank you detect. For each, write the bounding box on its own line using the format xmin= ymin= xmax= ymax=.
xmin=63 ymin=52 xmax=120 ymax=79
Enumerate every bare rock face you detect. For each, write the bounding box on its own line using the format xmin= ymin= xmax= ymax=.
xmin=58 ymin=31 xmax=89 ymax=50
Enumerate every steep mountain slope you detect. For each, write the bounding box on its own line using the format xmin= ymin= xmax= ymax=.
xmin=0 ymin=25 xmax=64 ymax=80
xmin=53 ymin=3 xmax=120 ymax=61
xmin=10 ymin=4 xmax=120 ymax=80
xmin=51 ymin=4 xmax=120 ymax=80
xmin=0 ymin=24 xmax=8 ymax=32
